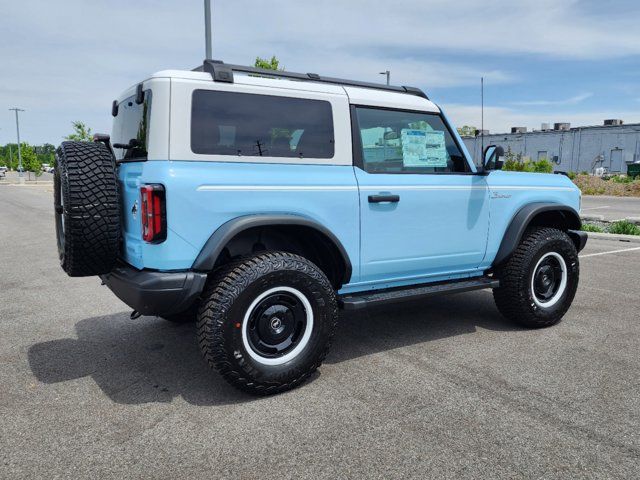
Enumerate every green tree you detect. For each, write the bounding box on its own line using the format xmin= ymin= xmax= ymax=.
xmin=0 ymin=144 xmax=18 ymax=170
xmin=503 ymin=149 xmax=554 ymax=174
xmin=456 ymin=125 xmax=477 ymax=137
xmin=34 ymin=143 xmax=56 ymax=167
xmin=532 ymin=158 xmax=553 ymax=173
xmin=20 ymin=143 xmax=42 ymax=180
xmin=0 ymin=146 xmax=7 ymax=168
xmin=254 ymin=56 xmax=282 ymax=71
xmin=65 ymin=121 xmax=93 ymax=142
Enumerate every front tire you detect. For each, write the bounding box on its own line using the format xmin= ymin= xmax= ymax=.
xmin=493 ymin=227 xmax=579 ymax=328
xmin=197 ymin=252 xmax=338 ymax=395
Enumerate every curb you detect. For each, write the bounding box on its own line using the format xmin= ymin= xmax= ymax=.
xmin=580 ymin=214 xmax=605 ymax=222
xmin=587 ymin=231 xmax=640 ymax=244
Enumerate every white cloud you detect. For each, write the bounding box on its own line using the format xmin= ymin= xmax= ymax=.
xmin=1 ymin=0 xmax=640 ymax=143
xmin=511 ymin=93 xmax=593 ymax=107
xmin=288 ymin=53 xmax=514 ymax=89
xmin=212 ymin=0 xmax=640 ymax=60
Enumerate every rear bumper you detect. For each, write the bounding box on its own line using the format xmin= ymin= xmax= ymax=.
xmin=100 ymin=264 xmax=207 ymax=316
xmin=568 ymin=229 xmax=588 ymax=252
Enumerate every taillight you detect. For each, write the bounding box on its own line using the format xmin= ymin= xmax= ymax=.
xmin=140 ymin=184 xmax=166 ymax=243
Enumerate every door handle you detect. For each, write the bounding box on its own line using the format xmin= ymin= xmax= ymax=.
xmin=368 ymin=194 xmax=400 ymax=203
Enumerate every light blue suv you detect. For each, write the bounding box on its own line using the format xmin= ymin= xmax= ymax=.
xmin=53 ymin=60 xmax=587 ymax=394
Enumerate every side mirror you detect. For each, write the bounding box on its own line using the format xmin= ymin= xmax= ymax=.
xmin=483 ymin=145 xmax=505 ymax=171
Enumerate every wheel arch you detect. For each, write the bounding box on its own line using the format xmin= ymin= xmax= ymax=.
xmin=493 ymin=203 xmax=582 ymax=267
xmin=192 ymin=214 xmax=352 ymax=288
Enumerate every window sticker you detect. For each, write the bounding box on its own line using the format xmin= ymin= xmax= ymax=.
xmin=401 ymin=129 xmax=448 ymax=167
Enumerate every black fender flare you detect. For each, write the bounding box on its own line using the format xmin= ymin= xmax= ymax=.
xmin=493 ymin=203 xmax=582 ymax=266
xmin=192 ymin=214 xmax=353 ymax=285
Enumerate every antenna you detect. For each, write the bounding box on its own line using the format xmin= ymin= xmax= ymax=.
xmin=481 ymin=76 xmax=484 ymax=161
xmin=204 ymin=0 xmax=212 ymax=60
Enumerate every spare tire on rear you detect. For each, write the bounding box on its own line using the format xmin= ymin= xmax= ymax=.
xmin=54 ymin=141 xmax=120 ymax=277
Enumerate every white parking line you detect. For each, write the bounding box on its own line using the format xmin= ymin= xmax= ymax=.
xmin=580 ymin=206 xmax=610 ymax=211
xmin=580 ymin=246 xmax=640 ymax=258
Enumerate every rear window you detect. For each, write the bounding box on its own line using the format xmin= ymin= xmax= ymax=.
xmin=112 ymin=91 xmax=152 ymax=160
xmin=191 ymin=90 xmax=334 ymax=158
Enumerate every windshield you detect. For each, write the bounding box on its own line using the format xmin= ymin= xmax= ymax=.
xmin=111 ymin=90 xmax=152 ymax=160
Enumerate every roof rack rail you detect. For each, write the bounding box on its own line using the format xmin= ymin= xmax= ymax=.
xmin=193 ymin=60 xmax=429 ymax=100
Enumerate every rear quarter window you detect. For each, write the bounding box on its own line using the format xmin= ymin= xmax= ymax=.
xmin=191 ymin=90 xmax=334 ymax=159
xmin=112 ymin=91 xmax=152 ymax=160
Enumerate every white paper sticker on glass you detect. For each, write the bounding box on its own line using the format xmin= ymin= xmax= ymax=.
xmin=401 ymin=129 xmax=448 ymax=167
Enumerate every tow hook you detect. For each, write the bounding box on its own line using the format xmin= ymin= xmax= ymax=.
xmin=130 ymin=310 xmax=142 ymax=320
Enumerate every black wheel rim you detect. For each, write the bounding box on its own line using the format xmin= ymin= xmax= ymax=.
xmin=533 ymin=255 xmax=563 ymax=302
xmin=246 ymin=291 xmax=308 ymax=359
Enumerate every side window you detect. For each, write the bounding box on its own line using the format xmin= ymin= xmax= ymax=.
xmin=191 ymin=90 xmax=334 ymax=158
xmin=112 ymin=90 xmax=152 ymax=160
xmin=355 ymin=107 xmax=469 ymax=174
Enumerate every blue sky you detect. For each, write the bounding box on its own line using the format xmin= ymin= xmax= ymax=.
xmin=2 ymin=0 xmax=639 ymax=144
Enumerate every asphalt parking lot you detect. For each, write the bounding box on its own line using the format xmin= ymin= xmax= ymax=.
xmin=1 ymin=185 xmax=640 ymax=479
xmin=581 ymin=195 xmax=640 ymax=222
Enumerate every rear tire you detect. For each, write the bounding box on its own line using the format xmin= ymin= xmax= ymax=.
xmin=493 ymin=227 xmax=579 ymax=328
xmin=197 ymin=252 xmax=338 ymax=395
xmin=54 ymin=141 xmax=120 ymax=277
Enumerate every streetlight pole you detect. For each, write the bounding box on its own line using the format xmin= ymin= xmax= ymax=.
xmin=379 ymin=70 xmax=390 ymax=85
xmin=204 ymin=0 xmax=212 ymax=59
xmin=9 ymin=108 xmax=25 ymax=183
xmin=480 ymin=77 xmax=484 ymax=162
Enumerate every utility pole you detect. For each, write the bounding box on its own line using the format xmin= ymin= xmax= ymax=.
xmin=379 ymin=70 xmax=390 ymax=85
xmin=204 ymin=0 xmax=212 ymax=59
xmin=9 ymin=108 xmax=25 ymax=183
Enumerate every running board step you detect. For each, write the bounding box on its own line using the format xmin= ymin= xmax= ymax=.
xmin=339 ymin=277 xmax=499 ymax=310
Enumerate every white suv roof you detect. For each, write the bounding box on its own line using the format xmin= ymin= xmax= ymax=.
xmin=146 ymin=63 xmax=440 ymax=113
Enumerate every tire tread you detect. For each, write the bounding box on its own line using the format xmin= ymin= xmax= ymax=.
xmin=196 ymin=251 xmax=338 ymax=395
xmin=493 ymin=227 xmax=579 ymax=328
xmin=55 ymin=141 xmax=120 ymax=277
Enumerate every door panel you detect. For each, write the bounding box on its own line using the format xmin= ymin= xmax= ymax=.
xmin=356 ymin=169 xmax=489 ymax=284
xmin=610 ymin=149 xmax=623 ymax=173
xmin=351 ymin=105 xmax=490 ymax=286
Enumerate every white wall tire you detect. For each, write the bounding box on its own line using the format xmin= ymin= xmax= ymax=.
xmin=493 ymin=227 xmax=579 ymax=328
xmin=241 ymin=286 xmax=314 ymax=366
xmin=530 ymin=252 xmax=568 ymax=309
xmin=197 ymin=251 xmax=338 ymax=395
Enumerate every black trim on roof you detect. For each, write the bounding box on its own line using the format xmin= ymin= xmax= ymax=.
xmin=193 ymin=59 xmax=429 ymax=100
